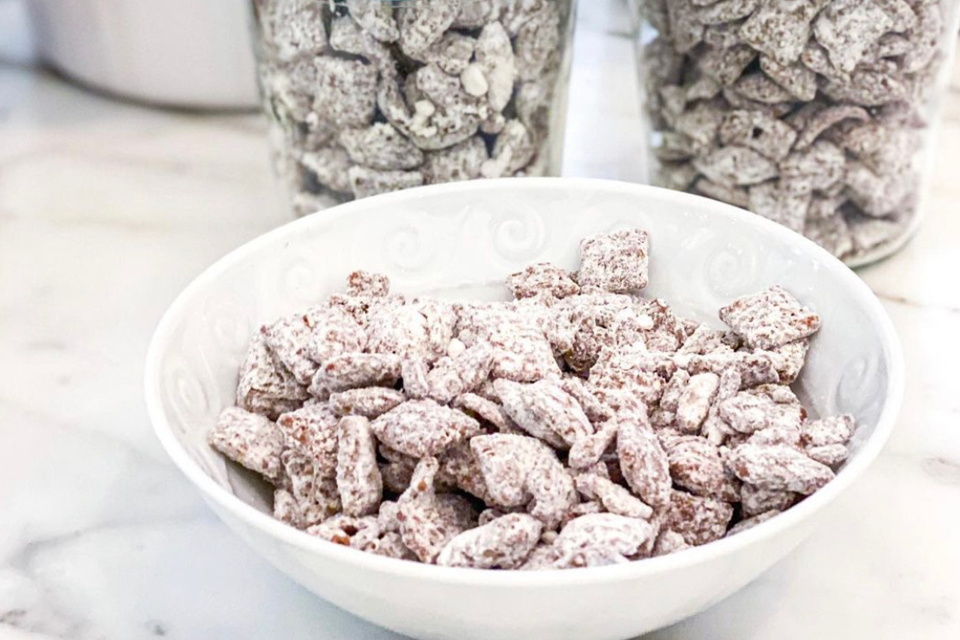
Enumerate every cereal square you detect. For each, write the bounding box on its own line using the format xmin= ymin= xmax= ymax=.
xmin=208 ymin=407 xmax=285 ymax=483
xmin=578 ymin=229 xmax=650 ymax=293
xmin=719 ymin=286 xmax=821 ymax=349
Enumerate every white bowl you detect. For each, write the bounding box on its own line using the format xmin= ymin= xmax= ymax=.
xmin=144 ymin=178 xmax=903 ymax=640
xmin=27 ymin=0 xmax=259 ymax=109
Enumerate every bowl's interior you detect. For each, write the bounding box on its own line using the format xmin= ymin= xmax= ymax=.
xmin=149 ymin=179 xmax=896 ymax=525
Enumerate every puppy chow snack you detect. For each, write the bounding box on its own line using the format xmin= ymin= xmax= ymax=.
xmin=252 ymin=0 xmax=575 ymax=213
xmin=209 ymin=227 xmax=858 ymax=569
xmin=636 ymin=0 xmax=957 ymax=262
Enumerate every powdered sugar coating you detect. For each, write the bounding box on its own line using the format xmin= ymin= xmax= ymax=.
xmin=236 ymin=334 xmax=309 ymax=419
xmin=525 ymin=447 xmax=579 ymax=530
xmin=652 ymin=528 xmax=690 ymax=557
xmin=748 ymin=421 xmax=803 ymax=448
xmin=475 ymin=21 xmax=516 ymax=112
xmin=425 ymin=343 xmax=495 ymax=404
xmin=398 ymin=0 xmax=460 ymax=57
xmin=400 ymin=358 xmax=430 ymax=399
xmin=740 ymin=482 xmax=797 ymax=518
xmin=663 ymin=490 xmax=734 ymax=546
xmin=507 ymin=262 xmax=580 ymax=301
xmin=718 ymin=109 xmax=798 ymax=162
xmin=720 ymin=286 xmax=822 ymax=350
xmin=568 ymin=419 xmax=619 ymax=470
xmin=471 ymin=434 xmax=540 ymax=507
xmin=513 ymin=2 xmax=561 ymax=81
xmin=370 ymin=531 xmax=418 ymax=560
xmin=617 ymin=410 xmax=672 ymax=508
xmin=805 ymin=443 xmax=849 ymax=467
xmin=425 ymin=31 xmax=477 ymax=76
xmin=578 ymin=229 xmax=650 ymax=293
xmin=274 ymin=403 xmax=343 ymax=523
xmin=727 ymin=443 xmax=835 ymax=494
xmin=261 ymin=309 xmax=327 ymax=385
xmin=336 ymin=416 xmax=383 ymax=516
xmin=276 ymin=403 xmax=341 ymax=474
xmin=719 ymin=390 xmax=804 ymax=434
xmin=306 ymin=514 xmax=380 ymax=548
xmin=339 ymin=123 xmax=425 ymax=171
xmin=262 ymin=0 xmax=328 ymax=61
xmin=519 ymin=543 xmax=564 ymax=570
xmin=552 ymin=513 xmax=656 ymax=569
xmin=470 ymin=433 xmax=576 ymax=529
xmin=209 ymin=407 xmax=285 ymax=483
xmin=733 ymin=73 xmax=795 ymax=104
xmin=559 ymin=375 xmax=613 ymax=424
xmin=659 ymin=369 xmax=691 ymax=412
xmin=346 ymin=0 xmax=399 ymax=42
xmin=305 ymin=307 xmax=368 ymax=366
xmin=261 ymin=0 xmax=571 ymax=206
xmin=453 ymin=392 xmax=517 ymax=434
xmin=458 ymin=303 xmax=560 ymax=382
xmin=329 ymin=387 xmax=405 ymax=418
xmin=547 ymin=293 xmax=647 ymax=372
xmin=694 ymin=146 xmax=779 ymax=187
xmin=313 ymin=58 xmax=378 ymax=128
xmin=591 ymin=351 xmax=666 ymax=411
xmin=795 ymin=105 xmax=870 ymax=150
xmin=280 ymin=448 xmax=340 ymax=526
xmin=633 ymin=300 xmax=687 ymax=352
xmin=371 ymin=399 xmax=480 ymax=458
xmin=814 ymin=0 xmax=893 ymax=74
xmin=665 ymin=436 xmax=727 ymax=497
xmin=377 ymin=500 xmax=402 ymax=533
xmin=481 ymin=120 xmax=536 ymax=179
xmin=494 ymin=378 xmax=594 ymax=448
xmin=365 ymin=305 xmax=431 ymax=360
xmin=768 ymin=339 xmax=810 ymax=384
xmin=397 ymin=457 xmax=467 ymax=563
xmin=688 ymin=350 xmax=780 ymax=388
xmin=451 ymin=339 xmax=471 ymax=360
xmin=437 ymin=441 xmax=490 ymax=501
xmin=802 ymin=414 xmax=856 ymax=447
xmin=421 ymin=136 xmax=488 ymax=184
xmin=676 ymin=372 xmax=720 ymax=433
xmin=273 ymin=488 xmax=304 ymax=528
xmin=346 ymin=271 xmax=391 ymax=298
xmin=349 ymin=168 xmax=424 ymax=199
xmin=437 ymin=513 xmax=543 ymax=569
xmin=493 ymin=379 xmax=566 ymax=449
xmin=575 ymin=473 xmax=653 ymax=520
xmin=310 ymin=352 xmax=402 ymax=395
xmin=759 ymin=56 xmax=817 ymax=102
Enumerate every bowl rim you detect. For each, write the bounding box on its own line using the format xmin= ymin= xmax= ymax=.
xmin=144 ymin=177 xmax=904 ymax=588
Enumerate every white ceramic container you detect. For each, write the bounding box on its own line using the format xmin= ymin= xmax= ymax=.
xmin=145 ymin=178 xmax=903 ymax=640
xmin=27 ymin=0 xmax=259 ymax=109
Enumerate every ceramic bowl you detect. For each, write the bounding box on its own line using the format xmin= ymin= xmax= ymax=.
xmin=145 ymin=178 xmax=903 ymax=640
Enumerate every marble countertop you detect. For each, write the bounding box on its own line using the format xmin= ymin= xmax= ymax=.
xmin=2 ymin=2 xmax=959 ymax=639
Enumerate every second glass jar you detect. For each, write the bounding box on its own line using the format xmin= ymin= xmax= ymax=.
xmin=252 ymin=0 xmax=577 ymax=215
xmin=634 ymin=0 xmax=960 ymax=266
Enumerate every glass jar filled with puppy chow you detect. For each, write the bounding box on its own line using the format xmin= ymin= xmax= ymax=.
xmin=252 ymin=0 xmax=578 ymax=215
xmin=633 ymin=0 xmax=960 ymax=266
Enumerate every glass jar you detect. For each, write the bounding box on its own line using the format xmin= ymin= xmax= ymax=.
xmin=632 ymin=0 xmax=960 ymax=266
xmin=251 ymin=0 xmax=578 ymax=216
